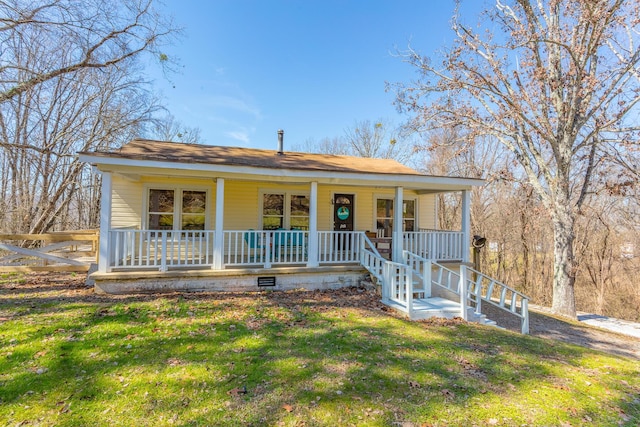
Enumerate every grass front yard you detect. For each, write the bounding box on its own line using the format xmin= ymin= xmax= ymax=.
xmin=0 ymin=273 xmax=639 ymax=426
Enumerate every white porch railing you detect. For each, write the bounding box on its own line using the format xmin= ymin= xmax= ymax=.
xmin=403 ymin=230 xmax=465 ymax=261
xmin=402 ymin=250 xmax=431 ymax=299
xmin=105 ymin=229 xmax=528 ymax=333
xmin=382 ymin=261 xmax=414 ymax=315
xmin=108 ymin=229 xmax=366 ymax=270
xmin=223 ymin=230 xmax=308 ymax=267
xmin=110 ymin=229 xmax=215 ymax=271
xmin=107 ymin=229 xmax=472 ymax=274
xmin=318 ymin=231 xmax=363 ymax=264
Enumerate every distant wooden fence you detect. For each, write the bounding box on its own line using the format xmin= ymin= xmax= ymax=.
xmin=0 ymin=230 xmax=99 ymax=272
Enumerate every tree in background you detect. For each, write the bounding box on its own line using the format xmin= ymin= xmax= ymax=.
xmin=148 ymin=114 xmax=203 ymax=144
xmin=391 ymin=0 xmax=640 ymax=319
xmin=298 ymin=119 xmax=416 ymax=164
xmin=344 ymin=119 xmax=414 ymax=164
xmin=0 ymin=0 xmax=176 ymax=104
xmin=0 ymin=0 xmax=177 ymax=233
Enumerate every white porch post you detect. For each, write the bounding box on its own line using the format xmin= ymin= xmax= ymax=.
xmin=461 ymin=189 xmax=471 ymax=263
xmin=213 ymin=178 xmax=225 ymax=269
xmin=459 ymin=265 xmax=469 ymax=320
xmin=307 ymin=181 xmax=319 ymax=267
xmin=392 ymin=186 xmax=404 ymax=262
xmin=98 ymin=171 xmax=112 ymax=273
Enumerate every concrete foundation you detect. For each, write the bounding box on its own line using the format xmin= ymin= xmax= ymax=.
xmin=91 ymin=265 xmax=368 ymax=294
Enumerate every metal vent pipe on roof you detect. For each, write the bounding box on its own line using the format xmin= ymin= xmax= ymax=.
xmin=277 ymin=129 xmax=284 ymax=155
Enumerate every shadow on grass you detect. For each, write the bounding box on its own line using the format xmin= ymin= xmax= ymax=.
xmin=0 ymin=281 xmax=639 ymax=426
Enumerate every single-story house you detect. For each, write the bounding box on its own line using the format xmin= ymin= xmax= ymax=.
xmin=79 ymin=134 xmax=529 ymax=333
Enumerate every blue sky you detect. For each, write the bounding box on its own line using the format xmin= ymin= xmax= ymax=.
xmin=148 ymin=1 xmax=484 ymax=150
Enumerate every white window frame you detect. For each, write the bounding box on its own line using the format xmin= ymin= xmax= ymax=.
xmin=374 ymin=195 xmax=417 ymax=235
xmin=259 ymin=190 xmax=310 ymax=230
xmin=143 ymin=185 xmax=211 ymax=231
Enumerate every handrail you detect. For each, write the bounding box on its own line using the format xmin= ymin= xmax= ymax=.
xmin=402 ymin=250 xmax=431 ymax=298
xmin=362 ymin=234 xmax=416 ymax=314
xmin=431 ymin=261 xmax=530 ymax=334
xmin=465 ymin=265 xmax=529 ymax=334
xmin=361 ymin=233 xmax=382 ymax=258
xmin=360 ymin=234 xmax=385 ymax=284
xmin=382 ymin=260 xmax=414 ymax=315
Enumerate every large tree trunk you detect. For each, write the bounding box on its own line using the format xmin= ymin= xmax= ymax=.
xmin=551 ymin=204 xmax=577 ymax=319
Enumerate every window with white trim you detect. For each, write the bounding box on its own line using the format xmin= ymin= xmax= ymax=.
xmin=147 ymin=188 xmax=207 ymax=231
xmin=261 ymin=192 xmax=309 ymax=230
xmin=375 ymin=198 xmax=416 ymax=237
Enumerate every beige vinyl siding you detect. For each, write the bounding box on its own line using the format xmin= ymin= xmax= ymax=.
xmin=226 ymin=182 xmax=394 ymax=232
xmin=418 ymin=194 xmax=437 ymax=230
xmin=111 ymin=174 xmax=143 ymax=229
xmin=224 ymin=180 xmax=259 ymax=229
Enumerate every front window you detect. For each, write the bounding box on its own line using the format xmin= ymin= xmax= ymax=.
xmin=376 ymin=198 xmax=415 ymax=237
xmin=403 ymin=200 xmax=415 ymax=232
xmin=262 ymin=194 xmax=284 ymax=230
xmin=376 ymin=199 xmax=393 ymax=237
xmin=181 ymin=191 xmax=206 ymax=230
xmin=148 ymin=188 xmax=207 ymax=231
xmin=290 ymin=195 xmax=310 ymax=230
xmin=262 ymin=192 xmax=309 ymax=230
xmin=149 ymin=189 xmax=175 ymax=230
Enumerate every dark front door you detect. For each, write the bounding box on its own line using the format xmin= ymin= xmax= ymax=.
xmin=334 ymin=194 xmax=354 ymax=251
xmin=334 ymin=194 xmax=354 ymax=231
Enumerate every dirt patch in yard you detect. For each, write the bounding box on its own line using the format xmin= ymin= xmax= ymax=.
xmin=2 ymin=273 xmax=639 ymax=360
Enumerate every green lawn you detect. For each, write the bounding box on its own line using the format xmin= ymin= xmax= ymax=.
xmin=0 ymin=276 xmax=638 ymax=426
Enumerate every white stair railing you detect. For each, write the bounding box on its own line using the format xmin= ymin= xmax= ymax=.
xmin=360 ymin=234 xmax=385 ymax=284
xmin=402 ymin=250 xmax=431 ymax=298
xmin=361 ymin=237 xmax=416 ymax=318
xmin=465 ymin=265 xmax=530 ymax=334
xmin=382 ymin=261 xmax=414 ymax=316
xmin=431 ymin=261 xmax=530 ymax=334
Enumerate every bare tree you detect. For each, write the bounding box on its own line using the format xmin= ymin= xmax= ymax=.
xmin=147 ymin=114 xmax=203 ymax=144
xmin=0 ymin=0 xmax=177 ymax=234
xmin=296 ymin=137 xmax=351 ymax=156
xmin=0 ymin=62 xmax=160 ymax=234
xmin=391 ymin=0 xmax=640 ymax=318
xmin=297 ymin=119 xmax=416 ymax=164
xmin=344 ymin=119 xmax=415 ymax=163
xmin=0 ymin=0 xmax=177 ymax=104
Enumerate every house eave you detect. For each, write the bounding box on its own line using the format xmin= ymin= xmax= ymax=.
xmin=78 ymin=153 xmax=485 ymax=191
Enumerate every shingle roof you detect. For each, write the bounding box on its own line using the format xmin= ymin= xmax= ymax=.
xmin=84 ymin=138 xmax=423 ymax=176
